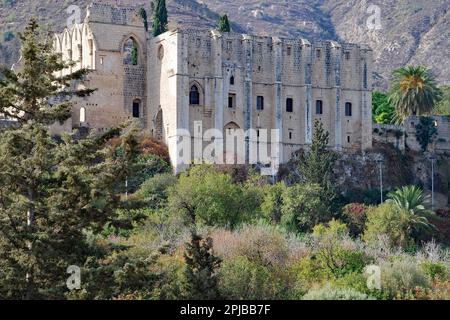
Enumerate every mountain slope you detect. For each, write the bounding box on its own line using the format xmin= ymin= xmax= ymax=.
xmin=1 ymin=0 xmax=449 ymax=89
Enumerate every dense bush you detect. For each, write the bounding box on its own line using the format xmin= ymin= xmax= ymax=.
xmin=168 ymin=165 xmax=263 ymax=228
xmin=379 ymin=256 xmax=431 ymax=299
xmin=218 ymin=256 xmax=287 ymax=300
xmin=127 ymin=154 xmax=172 ymax=193
xmin=302 ymin=284 xmax=374 ymax=300
xmin=137 ymin=173 xmax=178 ymax=209
xmin=342 ymin=203 xmax=370 ymax=236
xmin=261 ymin=182 xmax=286 ymax=223
xmin=280 ymin=183 xmax=331 ymax=233
xmin=364 ymin=203 xmax=415 ymax=248
xmin=212 ymin=224 xmax=291 ymax=268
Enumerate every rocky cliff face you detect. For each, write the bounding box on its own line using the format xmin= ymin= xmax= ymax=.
xmin=1 ymin=0 xmax=449 ymax=90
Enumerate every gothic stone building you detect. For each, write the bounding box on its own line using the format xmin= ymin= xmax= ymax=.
xmin=53 ymin=3 xmax=373 ymax=173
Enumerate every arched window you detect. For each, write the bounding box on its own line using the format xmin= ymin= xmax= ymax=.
xmin=316 ymin=100 xmax=323 ymax=115
xmin=190 ymin=85 xmax=200 ymax=105
xmin=158 ymin=45 xmax=164 ymax=60
xmin=123 ymin=38 xmax=139 ymax=65
xmin=345 ymin=102 xmax=352 ymax=117
xmin=230 ymin=76 xmax=235 ymax=85
xmin=133 ymin=100 xmax=141 ymax=118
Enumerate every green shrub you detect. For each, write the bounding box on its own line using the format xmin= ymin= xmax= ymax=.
xmin=280 ymin=183 xmax=331 ymax=233
xmin=127 ymin=154 xmax=171 ymax=193
xmin=155 ymin=254 xmax=187 ymax=300
xmin=312 ymin=219 xmax=348 ymax=239
xmin=363 ymin=203 xmax=413 ymax=248
xmin=261 ymin=182 xmax=286 ymax=223
xmin=317 ymin=247 xmax=371 ymax=278
xmin=312 ymin=220 xmax=372 ymax=278
xmin=137 ymin=173 xmax=177 ymax=209
xmin=168 ymin=165 xmax=262 ymax=228
xmin=421 ymin=261 xmax=448 ymax=281
xmin=290 ymin=256 xmax=330 ymax=293
xmin=380 ymin=257 xmax=431 ymax=299
xmin=364 ymin=199 xmax=434 ymax=249
xmin=331 ymin=272 xmax=372 ymax=295
xmin=218 ymin=256 xmax=287 ymax=300
xmin=415 ymin=117 xmax=438 ymax=152
xmin=302 ymin=284 xmax=374 ymax=300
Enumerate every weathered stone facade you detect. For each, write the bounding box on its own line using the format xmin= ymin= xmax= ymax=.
xmin=373 ymin=116 xmax=450 ymax=154
xmin=54 ymin=3 xmax=374 ymax=172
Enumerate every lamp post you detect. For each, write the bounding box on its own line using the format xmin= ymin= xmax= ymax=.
xmin=430 ymin=118 xmax=438 ymax=211
xmin=429 ymin=154 xmax=436 ymax=211
xmin=376 ymin=157 xmax=385 ymax=204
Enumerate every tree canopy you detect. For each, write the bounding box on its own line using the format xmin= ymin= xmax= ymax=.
xmin=218 ymin=15 xmax=231 ymax=32
xmin=0 ymin=19 xmax=141 ymax=299
xmin=388 ymin=66 xmax=441 ymax=124
xmin=152 ymin=0 xmax=168 ymax=37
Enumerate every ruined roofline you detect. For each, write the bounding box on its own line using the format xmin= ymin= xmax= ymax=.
xmin=84 ymin=2 xmax=144 ymax=27
xmin=161 ymin=28 xmax=372 ymax=51
xmin=63 ymin=2 xmax=371 ymax=52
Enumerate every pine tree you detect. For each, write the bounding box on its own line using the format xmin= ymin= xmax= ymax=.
xmin=184 ymin=232 xmax=222 ymax=300
xmin=218 ymin=15 xmax=231 ymax=32
xmin=152 ymin=0 xmax=168 ymax=37
xmin=0 ymin=20 xmax=140 ymax=299
xmin=0 ymin=19 xmax=93 ymax=125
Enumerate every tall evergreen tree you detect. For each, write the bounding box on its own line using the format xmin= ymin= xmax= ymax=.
xmin=152 ymin=0 xmax=168 ymax=37
xmin=139 ymin=7 xmax=149 ymax=32
xmin=218 ymin=15 xmax=231 ymax=32
xmin=299 ymin=119 xmax=337 ymax=191
xmin=0 ymin=20 xmax=140 ymax=299
xmin=184 ymin=232 xmax=222 ymax=300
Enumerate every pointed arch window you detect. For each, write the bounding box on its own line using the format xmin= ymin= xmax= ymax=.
xmin=190 ymin=85 xmax=200 ymax=105
xmin=123 ymin=37 xmax=139 ymax=65
xmin=230 ymin=76 xmax=235 ymax=85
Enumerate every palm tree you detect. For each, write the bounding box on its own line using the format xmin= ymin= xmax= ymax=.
xmin=388 ymin=66 xmax=442 ymax=124
xmin=386 ymin=186 xmax=434 ymax=236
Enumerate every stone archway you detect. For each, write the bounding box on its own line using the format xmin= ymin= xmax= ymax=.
xmin=223 ymin=122 xmax=244 ymax=165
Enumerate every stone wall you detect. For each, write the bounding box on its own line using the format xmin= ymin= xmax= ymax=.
xmin=148 ymin=28 xmax=373 ymax=171
xmin=52 ymin=3 xmax=374 ymax=173
xmin=405 ymin=116 xmax=450 ymax=154
xmin=373 ymin=116 xmax=450 ymax=154
xmin=373 ymin=123 xmax=405 ymax=151
xmin=53 ymin=3 xmax=147 ymax=135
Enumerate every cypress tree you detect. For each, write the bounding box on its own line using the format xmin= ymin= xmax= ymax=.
xmin=218 ymin=14 xmax=231 ymax=32
xmin=152 ymin=0 xmax=168 ymax=37
xmin=0 ymin=19 xmax=141 ymax=299
xmin=184 ymin=232 xmax=222 ymax=300
xmin=139 ymin=7 xmax=148 ymax=32
xmin=131 ymin=41 xmax=138 ymax=65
